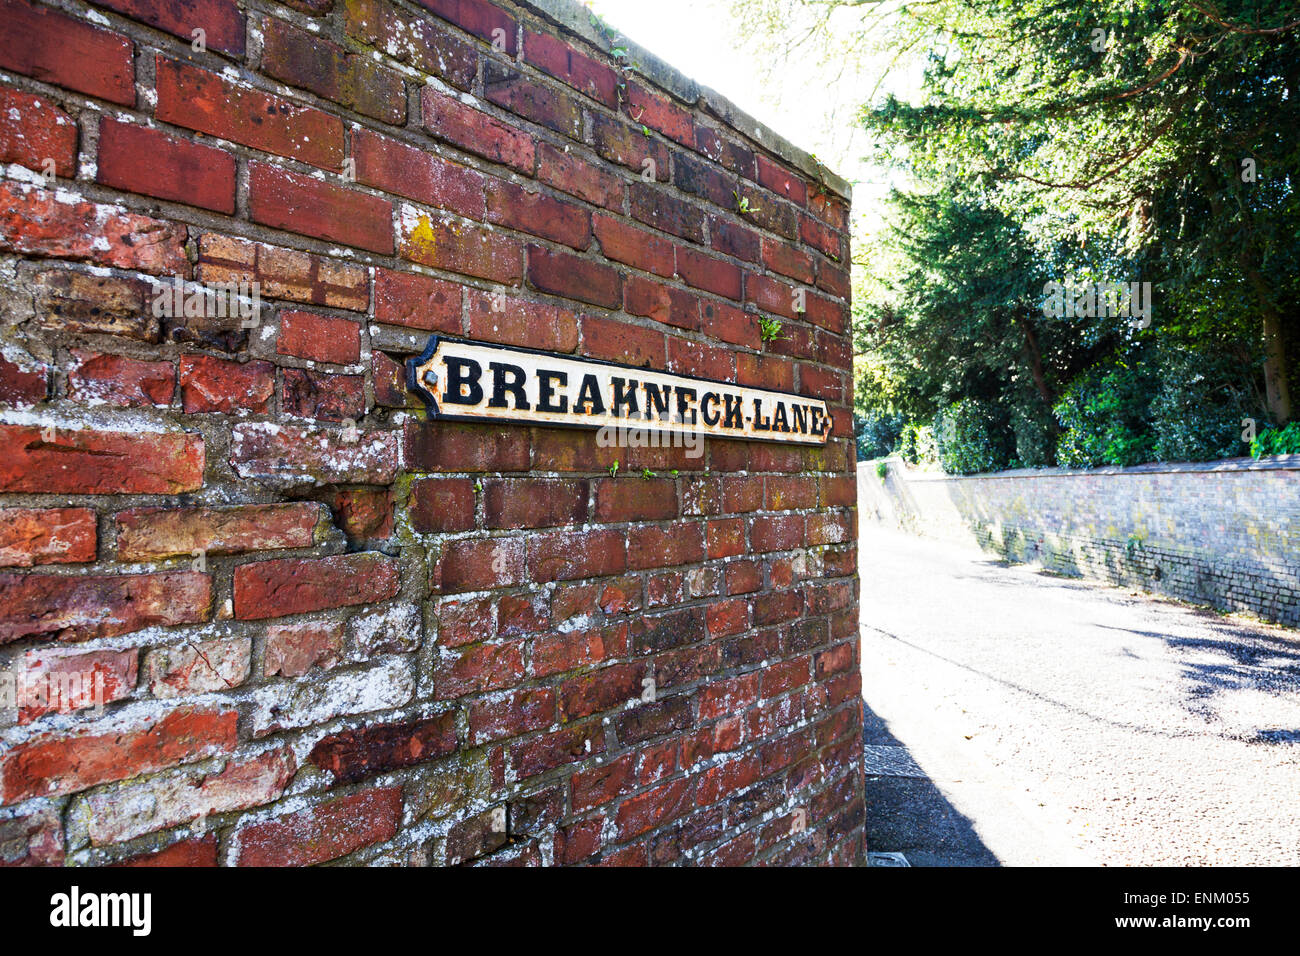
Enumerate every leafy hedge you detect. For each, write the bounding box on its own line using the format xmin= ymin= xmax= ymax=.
xmin=933 ymin=399 xmax=1012 ymax=475
xmin=1252 ymin=422 xmax=1300 ymax=458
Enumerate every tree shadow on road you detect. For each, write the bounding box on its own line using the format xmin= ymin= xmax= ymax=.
xmin=862 ymin=698 xmax=1000 ymax=867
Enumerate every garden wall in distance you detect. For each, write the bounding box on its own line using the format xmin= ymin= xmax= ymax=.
xmin=0 ymin=0 xmax=862 ymax=865
xmin=860 ymin=457 xmax=1300 ymax=628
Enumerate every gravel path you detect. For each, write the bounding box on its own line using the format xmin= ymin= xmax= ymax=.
xmin=859 ymin=525 xmax=1300 ymax=866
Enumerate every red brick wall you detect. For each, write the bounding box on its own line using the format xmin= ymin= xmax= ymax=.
xmin=0 ymin=0 xmax=861 ymax=866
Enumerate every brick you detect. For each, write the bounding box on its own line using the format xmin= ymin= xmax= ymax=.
xmin=420 ymin=87 xmax=535 ymax=174
xmin=67 ymin=350 xmax=173 ymax=409
xmin=417 ymin=0 xmax=517 ymax=53
xmin=708 ymin=215 xmax=761 ymax=262
xmin=700 ymin=299 xmax=760 ymax=350
xmin=97 ymin=119 xmax=236 ymax=214
xmin=679 ymin=477 xmax=721 ymax=517
xmin=523 ymin=30 xmax=618 ymax=107
xmin=756 ymin=155 xmax=807 ymax=204
xmin=817 ymin=262 xmax=851 ymax=300
xmin=590 ymin=112 xmax=671 ymax=179
xmin=629 ymin=183 xmax=706 ymax=243
xmin=434 ymin=639 xmax=526 ymax=698
xmin=17 ymin=646 xmax=136 ymax=723
xmin=626 ymin=82 xmax=694 ymax=147
xmin=404 ymin=421 xmax=530 ymax=472
xmin=751 ymin=514 xmax=804 ymax=552
xmin=537 ymin=143 xmax=624 ymax=210
xmin=616 ymin=777 xmax=694 ymax=839
xmin=310 ymin=712 xmax=457 ymax=784
xmin=356 ymin=130 xmax=485 ymax=219
xmin=559 ymin=662 xmax=644 ymax=720
xmin=800 ymin=212 xmax=843 ymax=260
xmin=236 ymin=788 xmax=402 ymax=866
xmin=0 ymin=86 xmax=76 ymax=177
xmin=145 ymin=637 xmax=251 ymax=697
xmin=345 ymin=0 xmax=476 ymax=88
xmin=737 ymin=352 xmax=795 ymax=391
xmin=484 ymin=61 xmax=582 ymax=140
xmin=752 ymin=590 xmax=804 ymax=627
xmin=0 ymin=424 xmax=202 ymax=495
xmin=593 ymin=478 xmax=677 ymax=523
xmin=95 ymin=0 xmax=244 ymax=55
xmin=34 ymin=271 xmax=156 ymax=344
xmin=469 ymin=687 xmax=555 ymax=745
xmin=1 ymin=708 xmax=236 ymax=804
xmin=116 ymin=503 xmax=320 ymax=561
xmin=624 ymin=276 xmax=699 ymax=331
xmin=667 ymin=334 xmax=735 ymax=381
xmin=721 ymin=476 xmax=763 ymax=513
xmin=707 ymin=517 xmax=745 ymax=559
xmin=197 ymin=235 xmax=368 ymax=312
xmin=278 ymin=310 xmax=362 ymax=366
xmin=530 ymin=528 xmax=626 ymax=582
xmin=532 ymin=624 xmax=628 ymax=677
xmin=766 ymin=475 xmax=819 ymax=510
xmin=673 ymin=151 xmax=734 ymax=209
xmin=115 ymin=836 xmax=217 ymax=868
xmin=437 ymin=596 xmax=496 ymax=648
xmin=737 ymin=182 xmax=798 ymax=238
xmin=234 ymin=552 xmax=400 ymax=619
xmin=676 ymin=247 xmax=743 ymax=300
xmin=509 ymin=720 xmax=604 ymax=778
xmin=1 ymin=182 xmax=187 ymax=276
xmin=409 ymin=477 xmax=477 ymax=533
xmin=0 ymin=354 xmax=47 ymax=407
xmin=399 ymin=207 xmax=524 ymax=284
xmin=250 ymin=163 xmax=393 ymax=255
xmin=466 ymin=289 xmax=579 ymax=353
xmin=806 ymin=511 xmax=852 ymax=546
xmin=281 ymin=368 xmax=364 ymax=422
xmin=156 ymin=57 xmax=343 ymax=169
xmin=0 ymin=507 xmax=96 ymax=568
xmin=373 ymin=351 xmax=414 ymax=408
xmin=484 ymin=478 xmax=588 ymax=529
xmin=0 ymin=807 xmax=63 ymax=866
xmin=83 ymin=747 xmax=293 ymax=848
xmin=265 ymin=621 xmax=343 ymax=677
xmin=580 ymin=314 xmax=665 ymax=367
xmin=556 ymin=817 xmax=603 ymax=863
xmin=487 ymin=180 xmax=591 ymax=250
xmin=373 ymin=267 xmax=462 ymax=333
xmin=593 ymin=214 xmax=675 ymax=278
xmin=626 ymin=523 xmax=705 ymax=570
xmin=0 ymin=0 xmax=134 ymax=105
xmin=694 ymin=125 xmax=756 ymax=177
xmin=497 ymin=591 xmax=549 ymax=636
xmin=706 ymin=597 xmax=749 ymax=637
xmin=746 ymin=272 xmax=799 ymax=320
xmin=0 ymin=570 xmax=209 ymax=645
xmin=179 ymin=355 xmax=274 ymax=414
xmin=527 ymin=245 xmax=622 ymax=309
xmin=231 ymin=422 xmax=398 ymax=485
xmin=436 ymin=536 xmax=527 ymax=592
xmin=261 ymin=15 xmax=405 ymax=124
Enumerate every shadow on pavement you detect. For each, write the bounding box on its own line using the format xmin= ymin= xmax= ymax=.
xmin=863 ymin=698 xmax=1000 ymax=867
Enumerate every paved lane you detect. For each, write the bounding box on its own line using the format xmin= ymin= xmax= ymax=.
xmin=859 ymin=526 xmax=1300 ymax=866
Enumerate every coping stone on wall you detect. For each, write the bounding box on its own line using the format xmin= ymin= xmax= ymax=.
xmin=516 ymin=0 xmax=854 ymax=201
xmin=884 ymin=455 xmax=1300 ymax=482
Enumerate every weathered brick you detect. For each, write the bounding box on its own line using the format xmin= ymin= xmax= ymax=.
xmin=251 ymin=163 xmax=393 ymax=255
xmin=523 ymin=29 xmax=618 ymax=107
xmin=0 ymin=507 xmax=96 ymax=567
xmin=527 ymin=245 xmax=621 ymax=309
xmin=145 ymin=637 xmax=251 ymax=697
xmin=0 ymin=424 xmax=202 ymax=495
xmin=156 ymin=57 xmax=343 ymax=169
xmin=261 ymin=15 xmax=405 ymax=124
xmin=530 ymin=528 xmax=626 ymax=582
xmin=484 ymin=478 xmax=588 ymax=529
xmin=0 ymin=0 xmax=134 ymax=105
xmin=357 ymin=130 xmax=485 ymax=219
xmin=469 ymin=687 xmax=555 ymax=745
xmin=345 ymin=0 xmax=476 ymax=88
xmin=234 ymin=552 xmax=400 ymax=619
xmin=676 ymin=247 xmax=743 ymax=300
xmin=616 ymin=777 xmax=695 ymax=839
xmin=1 ymin=707 xmax=237 ymax=804
xmin=537 ymin=143 xmax=624 ymax=210
xmin=624 ymin=276 xmax=699 ymax=331
xmin=483 ymin=61 xmax=582 ymax=140
xmin=627 ymin=523 xmax=705 ymax=570
xmin=409 ymin=476 xmax=477 ymax=533
xmin=400 ymin=206 xmax=524 ymax=284
xmin=405 ymin=421 xmax=529 ymax=472
xmin=265 ymin=621 xmax=343 ymax=677
xmin=310 ymin=712 xmax=457 ymax=784
xmin=116 ymin=503 xmax=320 ymax=561
xmin=590 ymin=112 xmax=671 ymax=179
xmin=82 ymin=748 xmax=293 ymax=847
xmin=580 ymin=314 xmax=665 ymax=367
xmin=434 ymin=638 xmax=527 ymax=698
xmin=67 ymin=350 xmax=174 ymax=409
xmin=417 ymin=0 xmax=517 ymax=53
xmin=197 ymin=234 xmax=368 ymax=311
xmin=0 ymin=807 xmax=63 ymax=866
xmin=280 ymin=368 xmax=364 ymax=422
xmin=436 ymin=536 xmax=527 ymax=591
xmin=17 ymin=646 xmax=137 ymax=723
xmin=95 ymin=0 xmax=245 ymax=54
xmin=178 ymin=355 xmax=274 ymax=415
xmin=629 ymin=183 xmax=706 ymax=243
xmin=235 ymin=788 xmax=402 ymax=866
xmin=230 ymin=422 xmax=399 ymax=485
xmin=466 ymin=289 xmax=579 ymax=353
xmin=487 ymin=180 xmax=591 ymax=249
xmin=593 ymin=214 xmax=676 ymax=278
xmin=276 ymin=310 xmax=362 ymax=366
xmin=0 ymin=86 xmax=77 ymax=177
xmin=97 ymin=119 xmax=236 ymax=214
xmin=421 ymin=87 xmax=535 ymax=174
xmin=1 ymin=182 xmax=187 ymax=276
xmin=594 ymin=478 xmax=677 ymax=522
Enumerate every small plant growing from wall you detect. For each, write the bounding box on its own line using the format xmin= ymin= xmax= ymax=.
xmin=876 ymin=460 xmax=889 ymax=480
xmin=758 ymin=317 xmax=784 ymax=342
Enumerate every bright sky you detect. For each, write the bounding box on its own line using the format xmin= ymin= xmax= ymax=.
xmin=583 ymin=0 xmax=902 ymax=237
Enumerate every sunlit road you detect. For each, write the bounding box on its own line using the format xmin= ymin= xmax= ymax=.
xmin=859 ymin=526 xmax=1300 ymax=866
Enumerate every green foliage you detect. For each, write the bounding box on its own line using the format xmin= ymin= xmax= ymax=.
xmin=875 ymin=460 xmax=890 ymax=479
xmin=757 ymin=317 xmax=784 ymax=342
xmin=896 ymin=422 xmax=938 ymax=466
xmin=1053 ymin=359 xmax=1157 ymax=468
xmin=1252 ymin=422 xmax=1300 ymax=458
xmin=853 ymin=410 xmax=905 ymax=461
xmin=934 ymin=399 xmax=1013 ymax=474
xmin=1149 ymin=347 xmax=1254 ymax=463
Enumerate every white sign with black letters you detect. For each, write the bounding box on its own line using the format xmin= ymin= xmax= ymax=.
xmin=406 ymin=337 xmax=831 ymax=445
